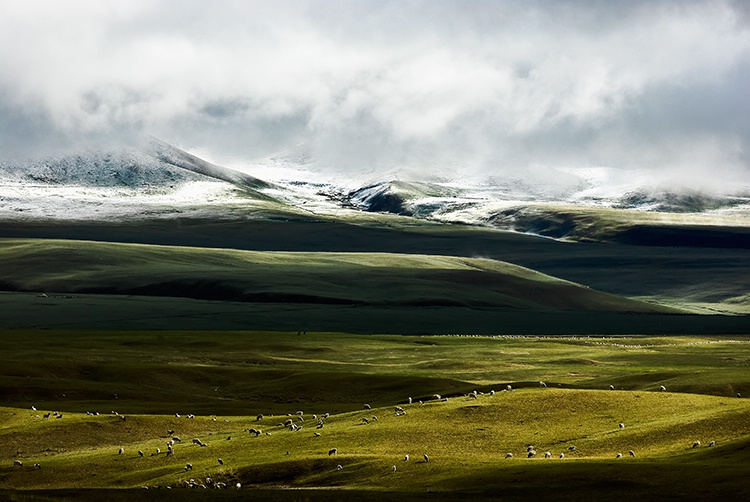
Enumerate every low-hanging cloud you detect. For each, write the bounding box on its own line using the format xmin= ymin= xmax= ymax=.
xmin=1 ymin=0 xmax=749 ymax=192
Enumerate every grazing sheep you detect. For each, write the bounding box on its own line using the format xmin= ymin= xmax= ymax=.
xmin=559 ymin=453 xmax=564 ymax=459
xmin=424 ymin=454 xmax=429 ymax=462
xmin=408 ymin=397 xmax=412 ymax=404
xmin=506 ymin=385 xmax=512 ymax=391
xmin=172 ymin=436 xmax=181 ymax=443
xmin=13 ymin=460 xmax=23 ymax=467
xmin=738 ymin=393 xmax=742 ymax=398
xmin=395 ymin=406 xmax=406 ymax=414
xmin=364 ymin=404 xmax=371 ymax=410
xmin=236 ymin=483 xmax=241 ymax=489
xmin=119 ymin=447 xmax=124 ymax=455
xmin=156 ymin=448 xmax=160 ymax=454
xmin=610 ymin=385 xmax=615 ymax=390
xmin=297 ymin=411 xmax=304 ymax=416
xmin=709 ymin=440 xmax=716 ymax=447
xmin=372 ymin=416 xmax=378 ymax=421
xmin=505 ymin=453 xmax=513 ymax=459
xmin=34 ymin=463 xmax=41 ymax=469
xmin=31 ymin=406 xmax=36 ymax=411
xmin=337 ymin=465 xmax=343 ymax=470
xmin=227 ymin=436 xmax=232 ymax=440
xmin=527 ymin=450 xmax=536 ymax=458
xmin=660 ymin=385 xmax=667 ymax=392
xmin=298 ymin=416 xmax=304 ymax=422
xmin=404 ymin=455 xmax=409 ymax=461
xmin=432 ymin=394 xmax=441 ymax=400
xmin=362 ymin=417 xmax=369 ymax=424
xmin=138 ymin=450 xmax=144 ymax=457
xmin=619 ymin=423 xmax=625 ymax=429
xmin=43 ymin=413 xmax=51 ymax=419
xmin=490 ymin=390 xmax=495 ymax=396
xmin=527 ymin=445 xmax=535 ymax=452
xmin=256 ymin=414 xmax=264 ymax=421
xmin=314 ymin=432 xmax=321 ymax=437
xmin=692 ymin=441 xmax=701 ymax=448
xmin=544 ymin=452 xmax=551 ymax=458
xmin=218 ymin=458 xmax=223 ymax=465
xmin=284 ymin=419 xmax=294 ymax=427
xmin=192 ymin=439 xmax=205 ymax=446
xmin=166 ymin=449 xmax=174 ymax=457
xmin=185 ymin=463 xmax=193 ymax=471
xmin=329 ymin=448 xmax=338 ymax=456
xmin=540 ymin=381 xmax=547 ymax=388
xmin=391 ymin=465 xmax=397 ymax=473
xmin=630 ymin=450 xmax=635 ymax=457
xmin=322 ymin=413 xmax=330 ymax=419
xmin=568 ymin=445 xmax=576 ymax=451
xmin=168 ymin=429 xmax=175 ymax=435
xmin=616 ymin=453 xmax=623 ymax=458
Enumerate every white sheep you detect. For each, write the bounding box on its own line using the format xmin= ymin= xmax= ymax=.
xmin=119 ymin=447 xmax=124 ymax=455
xmin=610 ymin=385 xmax=615 ymax=390
xmin=408 ymin=397 xmax=412 ymax=404
xmin=708 ymin=440 xmax=716 ymax=447
xmin=616 ymin=453 xmax=622 ymax=458
xmin=619 ymin=423 xmax=625 ymax=430
xmin=314 ymin=432 xmax=321 ymax=437
xmin=329 ymin=448 xmax=338 ymax=456
xmin=630 ymin=450 xmax=635 ymax=457
xmin=660 ymin=385 xmax=667 ymax=392
xmin=34 ymin=463 xmax=41 ymax=469
xmin=337 ymin=465 xmax=343 ymax=470
xmin=364 ymin=404 xmax=371 ymax=410
xmin=13 ymin=460 xmax=23 ymax=467
xmin=692 ymin=441 xmax=701 ymax=448
xmin=527 ymin=450 xmax=536 ymax=458
xmin=505 ymin=453 xmax=513 ymax=459
xmin=490 ymin=390 xmax=495 ymax=396
xmin=559 ymin=453 xmax=564 ymax=459
xmin=138 ymin=450 xmax=144 ymax=457
xmin=424 ymin=454 xmax=429 ymax=462
xmin=218 ymin=458 xmax=223 ymax=465
xmin=391 ymin=465 xmax=397 ymax=473
xmin=236 ymin=483 xmax=241 ymax=489
xmin=544 ymin=452 xmax=551 ymax=458
xmin=404 ymin=455 xmax=409 ymax=461
xmin=185 ymin=463 xmax=193 ymax=471
xmin=540 ymin=381 xmax=547 ymax=388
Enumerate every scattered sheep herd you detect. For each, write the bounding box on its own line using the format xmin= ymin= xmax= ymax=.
xmin=10 ymin=383 xmax=737 ymax=490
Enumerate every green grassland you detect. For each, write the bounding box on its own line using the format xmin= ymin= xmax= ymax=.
xmin=0 ymin=237 xmax=675 ymax=312
xmin=1 ymin=190 xmax=749 ymax=499
xmin=1 ymin=332 xmax=749 ymax=500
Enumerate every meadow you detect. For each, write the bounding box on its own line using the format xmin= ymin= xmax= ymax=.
xmin=0 ymin=195 xmax=749 ymax=500
xmin=1 ymin=331 xmax=749 ymax=500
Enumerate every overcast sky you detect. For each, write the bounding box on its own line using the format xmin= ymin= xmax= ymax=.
xmin=1 ymin=0 xmax=749 ymax=189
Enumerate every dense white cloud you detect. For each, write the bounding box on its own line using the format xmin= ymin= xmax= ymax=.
xmin=1 ymin=0 xmax=748 ymax=191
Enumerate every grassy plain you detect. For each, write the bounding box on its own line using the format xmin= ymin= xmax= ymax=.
xmin=1 ymin=191 xmax=749 ymax=499
xmin=1 ymin=332 xmax=749 ymax=500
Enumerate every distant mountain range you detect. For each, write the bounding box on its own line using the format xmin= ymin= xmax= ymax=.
xmin=1 ymin=139 xmax=748 ymax=239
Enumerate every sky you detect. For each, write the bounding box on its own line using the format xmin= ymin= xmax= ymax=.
xmin=1 ymin=0 xmax=749 ymax=191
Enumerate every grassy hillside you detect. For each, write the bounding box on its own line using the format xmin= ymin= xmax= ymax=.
xmin=2 ymin=331 xmax=749 ymax=499
xmin=0 ymin=238 xmax=675 ymax=313
xmin=2 ymin=214 xmax=748 ymax=315
xmin=1 ymin=389 xmax=748 ymax=499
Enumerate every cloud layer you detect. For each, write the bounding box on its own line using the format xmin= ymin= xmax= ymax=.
xmin=1 ymin=0 xmax=749 ymax=190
